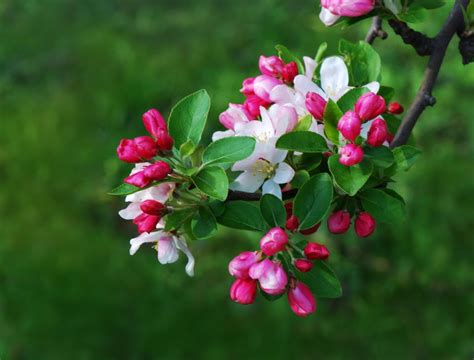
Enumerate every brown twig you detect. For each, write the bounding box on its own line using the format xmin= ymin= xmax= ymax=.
xmin=390 ymin=0 xmax=470 ymax=147
xmin=388 ymin=19 xmax=434 ymax=56
xmin=365 ymin=16 xmax=388 ymax=44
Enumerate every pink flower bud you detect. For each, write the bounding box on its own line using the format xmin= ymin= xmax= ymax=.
xmin=288 ymin=281 xmax=316 ymax=317
xmin=286 ymin=215 xmax=300 ymax=232
xmin=142 ymin=161 xmax=171 ymax=181
xmin=355 ymin=212 xmax=376 ymax=238
xmin=337 ymin=111 xmax=362 ymax=142
xmin=155 ymin=129 xmax=174 ymax=151
xmin=133 ymin=213 xmax=160 ymax=233
xmin=305 ymin=92 xmax=327 ymax=121
xmin=339 ymin=144 xmax=364 ymax=166
xmin=304 ymin=242 xmax=330 ymax=260
xmin=117 ymin=139 xmax=142 ymax=163
xmin=355 ymin=92 xmax=386 ymax=121
xmin=124 ymin=171 xmax=152 ymax=188
xmin=133 ymin=136 xmax=159 ymax=159
xmin=249 ymin=259 xmax=288 ymax=295
xmin=219 ymin=104 xmax=252 ymax=130
xmin=259 ymin=55 xmax=285 ymax=77
xmin=228 ymin=251 xmax=260 ymax=279
xmin=321 ymin=0 xmax=375 ymax=17
xmin=388 ymin=102 xmax=404 ymax=114
xmin=300 ymin=223 xmax=321 ymax=235
xmin=142 ymin=109 xmax=167 ymax=138
xmin=240 ymin=78 xmax=255 ymax=96
xmin=327 ymin=210 xmax=351 ymax=234
xmin=294 ymin=259 xmax=313 ymax=272
xmin=253 ymin=75 xmax=283 ymax=103
xmin=282 ymin=62 xmax=299 ymax=83
xmin=244 ymin=94 xmax=270 ymax=118
xmin=230 ymin=278 xmax=257 ymax=305
xmin=367 ymin=118 xmax=388 ymax=147
xmin=140 ymin=200 xmax=165 ymax=216
xmin=260 ymin=228 xmax=289 ymax=256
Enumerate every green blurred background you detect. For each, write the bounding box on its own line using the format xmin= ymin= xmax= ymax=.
xmin=1 ymin=0 xmax=473 ymax=358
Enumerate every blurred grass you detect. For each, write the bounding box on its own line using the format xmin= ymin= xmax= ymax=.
xmin=0 ymin=0 xmax=473 ymax=359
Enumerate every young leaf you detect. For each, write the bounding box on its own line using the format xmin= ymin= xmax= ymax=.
xmin=315 ymin=42 xmax=328 ymax=65
xmin=202 ymin=136 xmax=256 ymax=166
xmin=293 ymin=114 xmax=313 ymax=131
xmin=363 ymin=146 xmax=395 ymax=169
xmin=294 ymin=173 xmax=333 ymax=230
xmin=296 ymin=261 xmax=342 ymax=298
xmin=192 ymin=166 xmax=229 ymax=201
xmin=275 ymin=44 xmax=304 ymax=74
xmin=168 ymin=89 xmax=211 ymax=149
xmin=339 ymin=40 xmax=381 ymax=86
xmin=180 ymin=140 xmax=196 ymax=158
xmin=359 ymin=188 xmax=406 ymax=224
xmin=276 ymin=131 xmax=328 ymax=153
xmin=217 ymin=201 xmax=268 ymax=232
xmin=328 ymin=155 xmax=373 ymax=196
xmin=260 ymin=194 xmax=286 ymax=228
xmin=323 ymin=100 xmax=343 ymax=145
xmin=337 ymin=87 xmax=369 ymax=113
xmin=108 ymin=183 xmax=141 ymax=196
xmin=191 ymin=207 xmax=217 ymax=239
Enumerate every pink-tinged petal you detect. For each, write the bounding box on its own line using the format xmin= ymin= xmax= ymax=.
xmin=319 ymin=7 xmax=341 ymax=26
xmin=288 ymin=282 xmax=316 ymax=317
xmin=118 ymin=202 xmax=142 ymax=220
xmin=157 ymin=236 xmax=179 ymax=264
xmin=129 ymin=231 xmax=164 ymax=255
xmin=303 ymin=56 xmax=317 ymax=79
xmin=174 ymin=237 xmax=195 ymax=277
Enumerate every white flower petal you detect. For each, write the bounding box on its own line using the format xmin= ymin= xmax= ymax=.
xmin=270 ymin=84 xmax=297 ymax=105
xmin=267 ymin=147 xmax=288 ymax=164
xmin=230 ymin=171 xmax=265 ymax=193
xmin=319 ymin=8 xmax=340 ymax=26
xmin=212 ymin=129 xmax=235 ymax=142
xmin=303 ymin=56 xmax=317 ymax=79
xmin=365 ymin=81 xmax=380 ymax=94
xmin=157 ymin=236 xmax=179 ymax=264
xmin=273 ymin=162 xmax=295 ymax=184
xmin=321 ymin=56 xmax=350 ymax=101
xmin=175 ymin=237 xmax=195 ymax=277
xmin=129 ymin=231 xmax=163 ymax=255
xmin=125 ymin=183 xmax=175 ymax=203
xmin=294 ymin=75 xmax=325 ymax=98
xmin=262 ymin=179 xmax=282 ymax=199
xmin=118 ymin=202 xmax=142 ymax=220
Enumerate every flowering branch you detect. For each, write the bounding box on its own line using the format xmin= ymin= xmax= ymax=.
xmin=390 ymin=0 xmax=470 ymax=147
xmin=388 ymin=19 xmax=434 ymax=56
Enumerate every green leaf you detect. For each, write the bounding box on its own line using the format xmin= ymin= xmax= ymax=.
xmin=294 ymin=153 xmax=323 ymax=172
xmin=217 ymin=201 xmax=268 ymax=232
xmin=337 ymin=87 xmax=369 ymax=113
xmin=192 ymin=166 xmax=229 ymax=201
xmin=328 ymin=155 xmax=373 ymax=196
xmin=359 ymin=188 xmax=406 ymax=224
xmin=296 ymin=261 xmax=342 ymax=299
xmin=378 ymin=86 xmax=395 ymax=102
xmin=294 ymin=173 xmax=333 ymax=230
xmin=260 ymin=194 xmax=286 ymax=228
xmin=275 ymin=44 xmax=304 ymax=74
xmin=276 ymin=131 xmax=328 ymax=153
xmin=168 ymin=89 xmax=211 ymax=149
xmin=202 ymin=136 xmax=256 ymax=167
xmin=294 ymin=114 xmax=313 ymax=132
xmin=165 ymin=208 xmax=197 ymax=231
xmin=339 ymin=40 xmax=381 ymax=86
xmin=384 ymin=114 xmax=402 ymax=135
xmin=363 ymin=146 xmax=395 ymax=169
xmin=108 ymin=183 xmax=140 ymax=196
xmin=397 ymin=7 xmax=427 ymax=23
xmin=291 ymin=170 xmax=310 ymax=188
xmin=323 ymin=100 xmax=343 ymax=145
xmin=315 ymin=42 xmax=328 ymax=65
xmin=393 ymin=145 xmax=422 ymax=171
xmin=413 ymin=0 xmax=445 ymax=10
xmin=191 ymin=207 xmax=217 ymax=239
xmin=180 ymin=140 xmax=196 ymax=158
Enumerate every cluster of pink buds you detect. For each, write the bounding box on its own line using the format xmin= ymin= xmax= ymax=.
xmin=320 ymin=0 xmax=375 ymax=26
xmin=219 ymin=55 xmax=298 ymax=129
xmin=229 ymin=226 xmax=330 ymax=317
xmin=337 ymin=92 xmax=388 ymax=166
xmin=327 ymin=210 xmax=376 ymax=237
xmin=117 ymin=109 xmax=174 ymax=188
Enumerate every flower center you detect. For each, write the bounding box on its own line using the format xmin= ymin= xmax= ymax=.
xmin=252 ymin=158 xmax=276 ymax=179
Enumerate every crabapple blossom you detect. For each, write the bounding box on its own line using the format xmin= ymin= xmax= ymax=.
xmin=288 ymin=281 xmax=316 ymax=317
xmin=133 ymin=213 xmax=160 ymax=233
xmin=259 ymin=55 xmax=285 ymax=77
xmin=339 ymin=144 xmax=364 ymax=166
xmin=219 ymin=103 xmax=252 ymax=130
xmin=294 ymin=259 xmax=313 ymax=273
xmin=304 ymin=242 xmax=330 ymax=260
xmin=327 ymin=210 xmax=351 ymax=234
xmin=300 ymin=223 xmax=321 ymax=235
xmin=388 ymin=102 xmax=404 ymax=114
xmin=282 ymin=62 xmax=299 ymax=83
xmin=249 ymin=259 xmax=288 ymax=295
xmin=140 ymin=199 xmax=165 ymax=216
xmin=355 ymin=212 xmax=376 ymax=237
xmin=228 ymin=251 xmax=261 ymax=279
xmin=367 ymin=118 xmax=388 ymax=147
xmin=319 ymin=0 xmax=375 ymax=26
xmin=253 ymin=75 xmax=283 ymax=103
xmin=241 ymin=77 xmax=255 ymax=96
xmin=337 ymin=111 xmax=362 ymax=142
xmin=117 ymin=136 xmax=158 ymax=163
xmin=305 ymin=92 xmax=327 ymax=121
xmin=260 ymin=227 xmax=289 ymax=256
xmin=230 ymin=278 xmax=257 ymax=305
xmin=286 ymin=215 xmax=300 ymax=232
xmin=244 ymin=94 xmax=270 ymax=118
xmin=142 ymin=109 xmax=168 ymax=138
xmin=355 ymin=92 xmax=386 ymax=121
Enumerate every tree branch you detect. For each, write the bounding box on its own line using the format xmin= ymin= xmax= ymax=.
xmin=226 ymin=189 xmax=298 ymax=202
xmin=388 ymin=19 xmax=434 ymax=56
xmin=365 ymin=16 xmax=388 ymax=44
xmin=391 ymin=0 xmax=470 ymax=147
